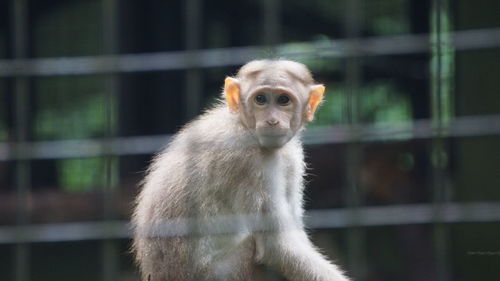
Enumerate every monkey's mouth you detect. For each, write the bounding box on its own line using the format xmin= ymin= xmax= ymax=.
xmin=256 ymin=127 xmax=289 ymax=137
xmin=259 ymin=131 xmax=287 ymax=138
xmin=256 ymin=130 xmax=292 ymax=148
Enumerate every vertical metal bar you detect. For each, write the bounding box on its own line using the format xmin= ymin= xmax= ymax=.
xmin=183 ymin=0 xmax=204 ymax=277
xmin=11 ymin=0 xmax=30 ymax=280
xmin=102 ymin=0 xmax=119 ymax=280
xmin=343 ymin=0 xmax=367 ymax=279
xmin=261 ymin=0 xmax=281 ymax=46
xmin=260 ymin=1 xmax=280 ymax=278
xmin=184 ymin=0 xmax=203 ymax=120
xmin=430 ymin=0 xmax=453 ymax=280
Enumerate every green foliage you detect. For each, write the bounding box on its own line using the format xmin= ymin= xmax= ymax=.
xmin=33 ymin=76 xmax=109 ymax=191
xmin=313 ymin=81 xmax=412 ymax=126
xmin=30 ymin=0 xmax=109 ymax=192
xmin=359 ymin=82 xmax=412 ymax=124
xmin=58 ymin=157 xmax=106 ymax=192
xmin=34 ymin=76 xmax=106 ymax=140
xmin=365 ymin=0 xmax=410 ymax=36
xmin=313 ymin=87 xmax=346 ymax=126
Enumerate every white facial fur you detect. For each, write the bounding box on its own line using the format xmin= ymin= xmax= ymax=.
xmin=236 ymin=61 xmax=313 ymax=149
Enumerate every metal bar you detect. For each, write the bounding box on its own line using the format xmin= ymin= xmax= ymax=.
xmin=260 ymin=0 xmax=282 ymax=276
xmin=430 ymin=0 xmax=453 ymax=280
xmin=261 ymin=0 xmax=281 ymax=45
xmin=101 ymin=0 xmax=119 ymax=280
xmin=342 ymin=0 xmax=367 ymax=278
xmin=11 ymin=0 xmax=30 ymax=280
xmin=184 ymin=0 xmax=203 ymax=120
xmin=0 ymin=202 xmax=499 ymax=244
xmin=1 ymin=114 xmax=500 ymax=161
xmin=183 ymin=1 xmax=203 ymax=274
xmin=0 ymin=28 xmax=499 ymax=77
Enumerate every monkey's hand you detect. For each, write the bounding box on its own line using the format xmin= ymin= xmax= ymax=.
xmin=255 ymin=230 xmax=350 ymax=281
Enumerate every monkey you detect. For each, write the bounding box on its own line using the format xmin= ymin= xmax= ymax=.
xmin=132 ymin=59 xmax=350 ymax=281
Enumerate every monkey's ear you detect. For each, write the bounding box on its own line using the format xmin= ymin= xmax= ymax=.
xmin=305 ymin=84 xmax=325 ymax=122
xmin=224 ymin=77 xmax=241 ymax=114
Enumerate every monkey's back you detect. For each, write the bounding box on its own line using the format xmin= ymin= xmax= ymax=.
xmin=132 ymin=105 xmax=276 ymax=280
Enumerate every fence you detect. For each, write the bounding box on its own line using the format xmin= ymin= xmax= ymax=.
xmin=1 ymin=0 xmax=500 ymax=280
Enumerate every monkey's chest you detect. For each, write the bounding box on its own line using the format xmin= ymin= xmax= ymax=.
xmin=200 ymin=151 xmax=295 ymax=216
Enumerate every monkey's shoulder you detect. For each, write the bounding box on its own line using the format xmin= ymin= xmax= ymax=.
xmin=173 ymin=106 xmax=255 ymax=151
xmin=152 ymin=104 xmax=305 ymax=183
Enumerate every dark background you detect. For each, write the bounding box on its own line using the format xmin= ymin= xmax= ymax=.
xmin=0 ymin=0 xmax=499 ymax=280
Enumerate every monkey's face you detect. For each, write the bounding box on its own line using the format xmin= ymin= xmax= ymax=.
xmin=243 ymin=89 xmax=303 ymax=148
xmin=224 ymin=61 xmax=326 ymax=149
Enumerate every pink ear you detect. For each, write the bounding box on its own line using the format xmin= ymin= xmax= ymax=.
xmin=224 ymin=77 xmax=240 ymax=114
xmin=305 ymin=85 xmax=325 ymax=122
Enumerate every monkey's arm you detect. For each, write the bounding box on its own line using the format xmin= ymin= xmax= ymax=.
xmin=255 ymin=183 xmax=350 ymax=281
xmin=262 ymin=154 xmax=349 ymax=280
xmin=256 ymin=223 xmax=350 ymax=281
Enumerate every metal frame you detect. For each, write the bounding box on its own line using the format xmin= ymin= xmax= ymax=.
xmin=1 ymin=27 xmax=500 ymax=77
xmin=1 ymin=201 xmax=500 ymax=244
xmin=2 ymin=0 xmax=500 ymax=280
xmin=1 ymin=114 xmax=499 ymax=160
xmin=11 ymin=0 xmax=30 ymax=280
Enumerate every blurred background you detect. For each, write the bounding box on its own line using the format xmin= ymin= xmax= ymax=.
xmin=1 ymin=0 xmax=500 ymax=280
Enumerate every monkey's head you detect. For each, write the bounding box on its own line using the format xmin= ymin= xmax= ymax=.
xmin=224 ymin=59 xmax=325 ymax=149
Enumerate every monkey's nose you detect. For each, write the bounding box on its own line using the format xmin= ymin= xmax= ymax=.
xmin=267 ymin=119 xmax=279 ymax=126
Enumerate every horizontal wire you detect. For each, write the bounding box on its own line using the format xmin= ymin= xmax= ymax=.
xmin=0 ymin=201 xmax=499 ymax=244
xmin=0 ymin=28 xmax=499 ymax=77
xmin=1 ymin=114 xmax=499 ymax=161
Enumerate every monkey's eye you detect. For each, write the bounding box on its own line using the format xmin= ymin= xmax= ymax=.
xmin=254 ymin=94 xmax=267 ymax=105
xmin=276 ymin=94 xmax=291 ymax=105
